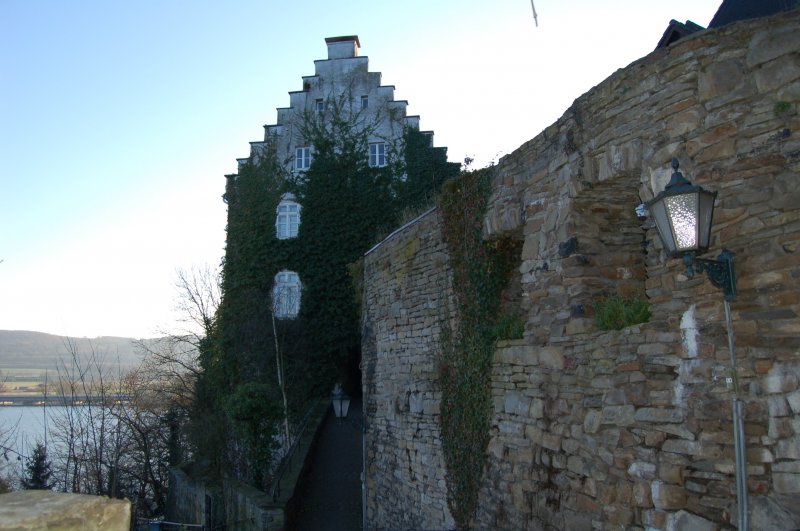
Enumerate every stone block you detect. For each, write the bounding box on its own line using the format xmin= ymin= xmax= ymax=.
xmin=665 ymin=509 xmax=715 ymax=531
xmin=698 ymin=59 xmax=744 ymax=100
xmin=530 ymin=398 xmax=545 ymax=419
xmin=602 ymin=405 xmax=635 ymax=426
xmin=504 ymin=392 xmax=531 ymax=416
xmin=542 ymin=433 xmax=561 ymax=451
xmin=0 ymin=491 xmax=130 ymax=531
xmin=627 ymin=461 xmax=656 ymax=480
xmin=635 ymin=407 xmax=684 ymax=423
xmin=774 ymin=473 xmax=800 ymax=494
xmin=750 ymin=495 xmax=800 ymax=531
xmin=567 ymin=455 xmax=586 ymax=476
xmin=787 ymin=389 xmax=800 ymax=413
xmin=539 ymin=347 xmax=565 ymax=370
xmin=768 ymin=396 xmax=791 ymax=417
xmin=605 ymin=504 xmax=634 ymax=526
xmin=776 ymin=438 xmax=800 ymax=460
xmin=651 ymin=480 xmax=687 ymax=510
xmin=583 ymin=409 xmax=602 ymax=434
xmin=747 ymin=24 xmax=800 ymax=67
xmin=642 ymin=509 xmax=668 ymax=529
xmin=662 ymin=439 xmax=699 ymax=456
xmin=633 ymin=481 xmax=651 ymax=506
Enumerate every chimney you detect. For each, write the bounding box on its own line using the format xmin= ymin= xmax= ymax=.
xmin=325 ymin=35 xmax=360 ymax=60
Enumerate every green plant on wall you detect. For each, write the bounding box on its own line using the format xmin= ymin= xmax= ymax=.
xmin=592 ymin=293 xmax=650 ymax=330
xmin=437 ymin=167 xmax=521 ymax=529
xmin=191 ymin=92 xmax=460 ymax=490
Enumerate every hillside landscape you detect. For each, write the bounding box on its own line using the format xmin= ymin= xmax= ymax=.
xmin=0 ymin=330 xmax=150 ymax=372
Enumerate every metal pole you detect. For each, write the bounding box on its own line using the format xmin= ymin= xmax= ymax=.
xmin=724 ymin=300 xmax=747 ymax=530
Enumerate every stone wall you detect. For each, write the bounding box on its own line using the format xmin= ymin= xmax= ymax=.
xmin=361 ymin=209 xmax=455 ymax=529
xmin=362 ymin=10 xmax=800 ymax=530
xmin=0 ymin=491 xmax=130 ymax=530
xmin=169 ymin=467 xmax=284 ymax=530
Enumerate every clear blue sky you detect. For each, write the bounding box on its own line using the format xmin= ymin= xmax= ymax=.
xmin=1 ymin=0 xmax=721 ymax=339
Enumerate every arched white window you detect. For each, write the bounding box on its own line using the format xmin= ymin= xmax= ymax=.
xmin=273 ymin=271 xmax=301 ymax=319
xmin=276 ymin=195 xmax=301 ymax=240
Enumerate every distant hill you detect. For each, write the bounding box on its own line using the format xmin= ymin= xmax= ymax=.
xmin=0 ymin=330 xmax=155 ymax=372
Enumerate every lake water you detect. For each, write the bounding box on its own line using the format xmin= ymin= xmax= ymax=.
xmin=0 ymin=405 xmax=64 ymax=480
xmin=0 ymin=406 xmax=53 ymax=455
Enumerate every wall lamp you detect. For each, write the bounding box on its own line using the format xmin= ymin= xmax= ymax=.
xmin=645 ymin=159 xmax=737 ymax=301
xmin=645 ymin=158 xmax=747 ymax=529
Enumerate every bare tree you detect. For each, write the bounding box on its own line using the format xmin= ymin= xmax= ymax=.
xmin=134 ymin=265 xmax=220 ymax=416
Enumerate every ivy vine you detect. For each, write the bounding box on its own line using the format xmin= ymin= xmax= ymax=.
xmin=437 ymin=168 xmax=521 ymax=529
xmin=191 ymin=96 xmax=460 ymax=489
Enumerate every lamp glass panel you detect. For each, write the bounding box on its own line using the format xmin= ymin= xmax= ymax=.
xmin=665 ymin=193 xmax=699 ymax=251
xmin=697 ymin=191 xmax=716 ymax=250
xmin=648 ymin=199 xmax=677 ymax=254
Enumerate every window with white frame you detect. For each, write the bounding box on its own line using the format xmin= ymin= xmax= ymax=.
xmin=369 ymin=142 xmax=386 ymax=167
xmin=276 ymin=197 xmax=301 ymax=240
xmin=361 ymin=95 xmax=369 ymax=109
xmin=273 ymin=271 xmax=301 ymax=319
xmin=295 ymin=146 xmax=311 ymax=171
xmin=315 ymin=98 xmax=324 ymax=113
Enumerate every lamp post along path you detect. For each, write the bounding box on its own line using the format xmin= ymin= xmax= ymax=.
xmin=646 ymin=159 xmax=746 ymax=529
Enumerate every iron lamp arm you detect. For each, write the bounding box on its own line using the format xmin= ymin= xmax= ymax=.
xmin=682 ymin=249 xmax=737 ymax=301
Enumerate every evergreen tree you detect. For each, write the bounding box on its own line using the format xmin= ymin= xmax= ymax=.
xmin=22 ymin=442 xmax=52 ymax=490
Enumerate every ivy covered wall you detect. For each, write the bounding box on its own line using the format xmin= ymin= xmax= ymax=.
xmin=362 ymin=10 xmax=800 ymax=530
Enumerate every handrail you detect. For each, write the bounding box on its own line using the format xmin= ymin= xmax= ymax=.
xmin=270 ymin=400 xmax=321 ymax=502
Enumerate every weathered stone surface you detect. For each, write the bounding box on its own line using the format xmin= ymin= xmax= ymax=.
xmin=651 ymin=480 xmax=686 ymax=510
xmin=627 ymin=461 xmax=656 ymax=480
xmin=634 ymin=407 xmax=684 ymax=423
xmin=750 ymin=495 xmax=800 ymax=531
xmin=363 ymin=10 xmax=800 ymax=531
xmin=774 ymin=472 xmax=800 ymax=493
xmin=0 ymin=491 xmax=130 ymax=531
xmin=665 ymin=510 xmax=714 ymax=531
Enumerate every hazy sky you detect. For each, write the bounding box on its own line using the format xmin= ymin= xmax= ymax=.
xmin=1 ymin=1 xmax=721 ymax=339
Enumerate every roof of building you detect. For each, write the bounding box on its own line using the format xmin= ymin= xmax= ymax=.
xmin=324 ymin=35 xmax=361 ymax=46
xmin=655 ymin=19 xmax=705 ymax=49
xmin=709 ymin=0 xmax=796 ymax=28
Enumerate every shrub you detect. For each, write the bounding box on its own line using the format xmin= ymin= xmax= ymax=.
xmin=592 ymin=294 xmax=650 ymax=330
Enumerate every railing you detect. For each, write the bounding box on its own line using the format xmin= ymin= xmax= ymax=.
xmin=134 ymin=518 xmax=204 ymax=530
xmin=269 ymin=400 xmax=322 ymax=502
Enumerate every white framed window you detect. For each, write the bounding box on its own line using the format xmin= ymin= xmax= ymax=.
xmin=369 ymin=142 xmax=386 ymax=167
xmin=273 ymin=271 xmax=301 ymax=319
xmin=361 ymin=95 xmax=369 ymax=109
xmin=315 ymin=98 xmax=324 ymax=113
xmin=295 ymin=146 xmax=311 ymax=171
xmin=276 ymin=197 xmax=301 ymax=240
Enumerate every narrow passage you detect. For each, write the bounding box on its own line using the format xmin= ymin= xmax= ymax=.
xmin=289 ymin=398 xmax=363 ymax=530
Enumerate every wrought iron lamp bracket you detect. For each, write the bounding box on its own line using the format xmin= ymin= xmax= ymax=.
xmin=682 ymin=249 xmax=737 ymax=301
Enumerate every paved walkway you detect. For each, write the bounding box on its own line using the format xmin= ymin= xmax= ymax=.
xmin=288 ymin=398 xmax=363 ymax=530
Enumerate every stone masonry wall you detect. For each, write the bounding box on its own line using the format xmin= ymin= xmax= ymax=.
xmin=362 ymin=209 xmax=455 ymax=530
xmin=477 ymin=10 xmax=800 ymax=529
xmin=362 ymin=10 xmax=800 ymax=530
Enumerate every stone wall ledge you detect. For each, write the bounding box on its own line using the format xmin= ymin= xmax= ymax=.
xmin=0 ymin=491 xmax=130 ymax=531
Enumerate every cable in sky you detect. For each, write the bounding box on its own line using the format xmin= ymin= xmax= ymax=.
xmin=530 ymin=0 xmax=538 ymax=27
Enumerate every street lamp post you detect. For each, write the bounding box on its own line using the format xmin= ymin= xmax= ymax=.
xmin=646 ymin=159 xmax=747 ymax=530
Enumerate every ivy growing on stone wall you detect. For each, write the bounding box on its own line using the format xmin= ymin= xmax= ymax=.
xmin=437 ymin=168 xmax=522 ymax=529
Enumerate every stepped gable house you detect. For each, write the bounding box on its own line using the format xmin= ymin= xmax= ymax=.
xmin=227 ymin=35 xmax=441 ymax=320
